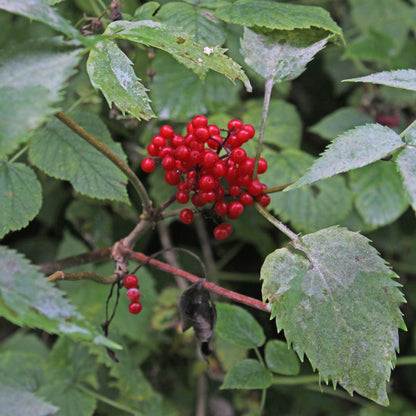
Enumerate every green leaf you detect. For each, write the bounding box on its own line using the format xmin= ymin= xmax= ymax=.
xmin=264 ymin=340 xmax=300 ymax=376
xmin=215 ymin=302 xmax=265 ymax=349
xmin=242 ymin=99 xmax=302 ymax=149
xmin=221 ymin=359 xmax=273 ymax=389
xmin=344 ymin=70 xmax=416 ymax=92
xmin=0 ymin=245 xmax=121 ymax=350
xmin=264 ymin=149 xmax=352 ymax=233
xmin=0 ymin=383 xmax=58 ymax=416
xmin=349 ymin=161 xmax=409 ymax=227
xmin=0 ymin=162 xmax=42 ymax=239
xmin=0 ymin=0 xmax=79 ymax=39
xmin=287 ymin=124 xmax=405 ymax=190
xmin=215 ymin=0 xmax=342 ymax=37
xmin=349 ymin=0 xmax=411 ymax=50
xmin=261 ymin=226 xmax=406 ymax=405
xmin=29 ymin=111 xmax=130 ymax=203
xmin=0 ymin=37 xmax=81 ymax=157
xmin=157 ymin=2 xmax=226 ymax=46
xmin=150 ymin=52 xmax=240 ymax=120
xmin=309 ymin=107 xmax=373 ymax=141
xmin=87 ymin=40 xmax=154 ymax=121
xmin=133 ymin=2 xmax=160 ymax=21
xmin=396 ymin=145 xmax=416 ymax=212
xmin=106 ymin=20 xmax=252 ymax=91
xmin=240 ymin=27 xmax=328 ymax=83
xmin=343 ymin=30 xmax=397 ymax=63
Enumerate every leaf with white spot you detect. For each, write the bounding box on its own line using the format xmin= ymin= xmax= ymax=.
xmin=261 ymin=226 xmax=406 ymax=405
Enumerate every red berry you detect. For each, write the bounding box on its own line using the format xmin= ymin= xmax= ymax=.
xmin=213 ymin=161 xmax=226 ymax=178
xmin=236 ymin=174 xmax=251 ymax=187
xmin=192 ymin=115 xmax=208 ymax=129
xmin=207 ymin=135 xmax=221 ymax=150
xmin=191 ymin=192 xmax=204 ymax=207
xmin=147 ymin=143 xmax=159 ymax=157
xmin=124 ymin=274 xmax=138 ymax=289
xmin=195 ymin=127 xmax=210 ymax=142
xmin=176 ymin=191 xmax=190 ymax=204
xmin=215 ymin=185 xmax=225 ymax=201
xmin=189 ymin=150 xmax=201 ymax=165
xmin=160 ymin=125 xmax=174 ymax=139
xmin=159 ymin=146 xmax=174 ymax=159
xmin=129 ymin=301 xmax=142 ymax=314
xmin=247 ymin=180 xmax=263 ymax=196
xmin=161 ymin=155 xmax=176 ymax=171
xmin=180 ymin=208 xmax=194 ymax=224
xmin=239 ymin=158 xmax=255 ymax=175
xmin=175 ymin=145 xmax=190 ymax=161
xmin=227 ymin=134 xmax=241 ymax=148
xmin=202 ymin=151 xmax=218 ymax=168
xmin=242 ymin=124 xmax=255 ymax=139
xmin=229 ymin=184 xmax=241 ymax=197
xmin=152 ymin=135 xmax=166 ymax=148
xmin=228 ymin=119 xmax=243 ymax=131
xmin=165 ymin=169 xmax=181 ymax=186
xmin=236 ymin=129 xmax=250 ymax=143
xmin=171 ymin=134 xmax=184 ymax=148
xmin=199 ymin=175 xmax=216 ymax=191
xmin=258 ymin=158 xmax=268 ymax=174
xmin=126 ymin=288 xmax=141 ymax=302
xmin=227 ymin=201 xmax=244 ymax=219
xmin=213 ymin=223 xmax=233 ymax=240
xmin=141 ymin=158 xmax=156 ymax=173
xmin=208 ymin=124 xmax=220 ymax=135
xmin=215 ymin=200 xmax=228 ymax=216
xmin=256 ymin=193 xmax=271 ymax=207
xmin=231 ymin=148 xmax=247 ymax=164
xmin=239 ymin=192 xmax=254 ymax=206
xmin=186 ymin=122 xmax=195 ymax=134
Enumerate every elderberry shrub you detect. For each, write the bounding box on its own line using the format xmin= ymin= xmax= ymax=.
xmin=141 ymin=115 xmax=270 ymax=240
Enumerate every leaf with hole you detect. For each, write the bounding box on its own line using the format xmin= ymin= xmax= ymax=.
xmin=261 ymin=226 xmax=406 ymax=405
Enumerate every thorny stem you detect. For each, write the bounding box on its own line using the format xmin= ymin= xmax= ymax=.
xmin=253 ymin=77 xmax=274 ymax=179
xmin=254 ymin=202 xmax=299 ymax=242
xmin=55 ymin=111 xmax=153 ymax=217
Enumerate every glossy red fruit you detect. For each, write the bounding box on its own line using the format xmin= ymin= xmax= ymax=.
xmin=161 ymin=155 xmax=176 ymax=171
xmin=147 ymin=143 xmax=159 ymax=157
xmin=230 ymin=148 xmax=247 ymax=164
xmin=159 ymin=125 xmax=174 ymax=139
xmin=242 ymin=124 xmax=255 ymax=139
xmin=256 ymin=193 xmax=271 ymax=207
xmin=179 ymin=208 xmax=194 ymax=224
xmin=152 ymin=135 xmax=166 ymax=148
xmin=257 ymin=157 xmax=268 ymax=174
xmin=227 ymin=201 xmax=244 ymax=219
xmin=227 ymin=119 xmax=243 ymax=131
xmin=165 ymin=169 xmax=181 ymax=186
xmin=128 ymin=301 xmax=143 ymax=314
xmin=124 ymin=274 xmax=138 ymax=289
xmin=247 ymin=180 xmax=263 ymax=196
xmin=213 ymin=222 xmax=233 ymax=240
xmin=192 ymin=115 xmax=208 ymax=129
xmin=239 ymin=191 xmax=254 ymax=206
xmin=176 ymin=191 xmax=190 ymax=204
xmin=214 ymin=200 xmax=228 ymax=216
xmin=171 ymin=134 xmax=184 ymax=148
xmin=141 ymin=158 xmax=156 ymax=173
xmin=199 ymin=175 xmax=216 ymax=192
xmin=126 ymin=288 xmax=141 ymax=302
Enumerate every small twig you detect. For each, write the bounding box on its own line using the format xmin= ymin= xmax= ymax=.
xmin=124 ymin=249 xmax=269 ymax=313
xmin=121 ymin=220 xmax=152 ymax=250
xmin=48 ymin=271 xmax=117 ymax=284
xmin=39 ymin=247 xmax=112 ymax=275
xmin=55 ymin=111 xmax=153 ymax=217
xmin=263 ymin=182 xmax=294 ymax=194
xmin=253 ymin=78 xmax=274 ymax=179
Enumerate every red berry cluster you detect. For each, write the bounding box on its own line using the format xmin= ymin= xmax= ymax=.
xmin=124 ymin=274 xmax=142 ymax=314
xmin=141 ymin=115 xmax=270 ymax=240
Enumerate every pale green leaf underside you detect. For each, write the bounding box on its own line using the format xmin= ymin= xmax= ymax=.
xmin=0 ymin=38 xmax=81 ymax=157
xmin=0 ymin=162 xmax=42 ymax=239
xmin=287 ymin=124 xmax=405 ymax=190
xmin=310 ymin=107 xmax=373 ymax=141
xmin=29 ymin=111 xmax=129 ymax=203
xmin=243 ymin=99 xmax=302 ymax=149
xmin=0 ymin=383 xmax=58 ymax=416
xmin=215 ymin=0 xmax=342 ymax=37
xmin=344 ymin=69 xmax=416 ymax=92
xmin=0 ymin=246 xmax=121 ymax=349
xmin=106 ymin=20 xmax=252 ymax=91
xmin=265 ymin=340 xmax=300 ymax=376
xmin=241 ymin=27 xmax=328 ymax=83
xmin=87 ymin=40 xmax=154 ymax=121
xmin=350 ymin=161 xmax=409 ymax=227
xmin=0 ymin=0 xmax=79 ymax=39
xmin=261 ymin=226 xmax=405 ymax=405
xmin=216 ymin=302 xmax=266 ymax=349
xmin=156 ymin=2 xmax=226 ymax=46
xmin=264 ymin=149 xmax=352 ymax=232
xmin=396 ymin=145 xmax=416 ymax=212
xmin=221 ymin=359 xmax=273 ymax=389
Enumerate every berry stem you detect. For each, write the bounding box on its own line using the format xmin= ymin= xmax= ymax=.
xmin=55 ymin=111 xmax=153 ymax=217
xmin=252 ymin=77 xmax=274 ymax=179
xmin=47 ymin=270 xmax=118 ymax=284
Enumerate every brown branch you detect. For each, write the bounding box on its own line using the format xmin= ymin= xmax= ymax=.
xmin=48 ymin=271 xmax=117 ymax=284
xmin=125 ymin=249 xmax=270 ymax=313
xmin=263 ymin=182 xmax=293 ymax=194
xmin=39 ymin=247 xmax=112 ymax=275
